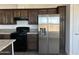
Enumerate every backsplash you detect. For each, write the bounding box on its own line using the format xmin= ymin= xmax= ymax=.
xmin=0 ymin=20 xmax=38 ymax=33
xmin=0 ymin=29 xmax=16 ymax=33
xmin=0 ymin=25 xmax=38 ymax=33
xmin=17 ymin=20 xmax=28 ymax=25
xmin=0 ymin=25 xmax=16 ymax=29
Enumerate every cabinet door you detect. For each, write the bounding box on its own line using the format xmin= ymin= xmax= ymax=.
xmin=27 ymin=34 xmax=38 ymax=51
xmin=47 ymin=8 xmax=57 ymax=14
xmin=38 ymin=9 xmax=48 ymax=14
xmin=5 ymin=10 xmax=14 ymax=24
xmin=13 ymin=9 xmax=28 ymax=23
xmin=0 ymin=9 xmax=15 ymax=24
xmin=13 ymin=9 xmax=20 ymax=23
xmin=20 ymin=10 xmax=28 ymax=18
xmin=38 ymin=8 xmax=57 ymax=14
xmin=13 ymin=10 xmax=21 ymax=17
xmin=0 ymin=10 xmax=6 ymax=24
xmin=0 ymin=10 xmax=3 ymax=24
xmin=28 ymin=9 xmax=38 ymax=24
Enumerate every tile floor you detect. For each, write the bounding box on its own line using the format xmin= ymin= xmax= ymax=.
xmin=14 ymin=51 xmax=66 ymax=55
xmin=15 ymin=51 xmax=38 ymax=55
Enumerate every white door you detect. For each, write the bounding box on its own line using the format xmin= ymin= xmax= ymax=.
xmin=72 ymin=35 xmax=79 ymax=54
xmin=72 ymin=5 xmax=79 ymax=54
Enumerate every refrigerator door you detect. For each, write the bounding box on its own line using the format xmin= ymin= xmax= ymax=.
xmin=48 ymin=15 xmax=60 ymax=54
xmin=38 ymin=14 xmax=60 ymax=54
xmin=38 ymin=15 xmax=48 ymax=54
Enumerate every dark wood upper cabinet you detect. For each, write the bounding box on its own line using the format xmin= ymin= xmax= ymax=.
xmin=13 ymin=9 xmax=28 ymax=23
xmin=0 ymin=7 xmax=61 ymax=24
xmin=0 ymin=10 xmax=7 ymax=24
xmin=47 ymin=8 xmax=57 ymax=14
xmin=5 ymin=10 xmax=14 ymax=24
xmin=0 ymin=10 xmax=15 ymax=24
xmin=13 ymin=9 xmax=21 ymax=17
xmin=57 ymin=6 xmax=66 ymax=20
xmin=13 ymin=9 xmax=28 ymax=18
xmin=20 ymin=10 xmax=28 ymax=18
xmin=38 ymin=8 xmax=57 ymax=14
xmin=57 ymin=6 xmax=66 ymax=51
xmin=28 ymin=9 xmax=38 ymax=24
xmin=13 ymin=10 xmax=20 ymax=24
xmin=38 ymin=9 xmax=48 ymax=14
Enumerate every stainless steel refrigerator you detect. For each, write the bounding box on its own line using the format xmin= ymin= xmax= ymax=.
xmin=38 ymin=14 xmax=60 ymax=54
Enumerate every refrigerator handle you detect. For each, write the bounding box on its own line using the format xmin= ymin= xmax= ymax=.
xmin=40 ymin=28 xmax=43 ymax=35
xmin=43 ymin=28 xmax=46 ymax=36
xmin=40 ymin=28 xmax=47 ymax=36
xmin=40 ymin=28 xmax=46 ymax=36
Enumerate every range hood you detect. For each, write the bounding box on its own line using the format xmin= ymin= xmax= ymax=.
xmin=14 ymin=17 xmax=28 ymax=21
xmin=14 ymin=17 xmax=29 ymax=25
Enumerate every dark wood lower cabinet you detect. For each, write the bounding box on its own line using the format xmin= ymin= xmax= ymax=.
xmin=27 ymin=34 xmax=38 ymax=51
xmin=0 ymin=34 xmax=10 ymax=39
xmin=0 ymin=33 xmax=38 ymax=54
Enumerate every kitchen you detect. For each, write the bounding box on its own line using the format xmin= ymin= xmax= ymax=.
xmin=0 ymin=4 xmax=66 ymax=55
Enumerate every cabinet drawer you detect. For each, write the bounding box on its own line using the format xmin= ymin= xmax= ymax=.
xmin=27 ymin=34 xmax=37 ymax=38
xmin=27 ymin=40 xmax=37 ymax=44
xmin=27 ymin=34 xmax=38 ymax=51
xmin=27 ymin=39 xmax=37 ymax=42
xmin=27 ymin=37 xmax=37 ymax=40
xmin=27 ymin=42 xmax=37 ymax=50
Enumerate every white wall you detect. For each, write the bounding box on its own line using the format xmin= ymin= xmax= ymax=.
xmin=69 ymin=4 xmax=74 ymax=55
xmin=0 ymin=4 xmax=17 ymax=9
xmin=70 ymin=4 xmax=79 ymax=55
xmin=65 ymin=4 xmax=79 ymax=55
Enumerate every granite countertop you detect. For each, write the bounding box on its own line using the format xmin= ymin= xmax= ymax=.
xmin=0 ymin=32 xmax=12 ymax=34
xmin=0 ymin=39 xmax=16 ymax=52
xmin=27 ymin=31 xmax=38 ymax=34
xmin=0 ymin=30 xmax=38 ymax=35
xmin=0 ymin=31 xmax=38 ymax=34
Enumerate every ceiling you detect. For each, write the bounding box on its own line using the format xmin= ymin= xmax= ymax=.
xmin=0 ymin=4 xmax=66 ymax=9
xmin=17 ymin=4 xmax=65 ymax=8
